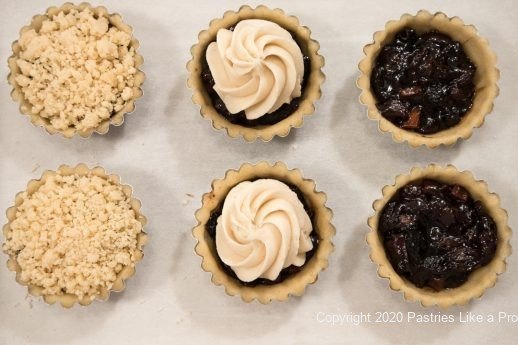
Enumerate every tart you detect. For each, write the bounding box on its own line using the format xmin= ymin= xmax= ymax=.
xmin=187 ymin=5 xmax=325 ymax=142
xmin=2 ymin=164 xmax=148 ymax=307
xmin=358 ymin=10 xmax=499 ymax=148
xmin=367 ymin=165 xmax=511 ymax=307
xmin=193 ymin=162 xmax=335 ymax=303
xmin=7 ymin=3 xmax=145 ymax=138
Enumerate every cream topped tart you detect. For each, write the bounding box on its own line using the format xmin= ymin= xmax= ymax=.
xmin=207 ymin=179 xmax=318 ymax=285
xmin=193 ymin=161 xmax=334 ymax=303
xmin=201 ymin=19 xmax=310 ymax=127
xmin=188 ymin=5 xmax=325 ymax=141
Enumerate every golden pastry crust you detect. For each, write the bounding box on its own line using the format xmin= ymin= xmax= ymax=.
xmin=187 ymin=5 xmax=325 ymax=142
xmin=193 ymin=161 xmax=335 ymax=303
xmin=357 ymin=10 xmax=499 ymax=148
xmin=367 ymin=164 xmax=512 ymax=308
xmin=2 ymin=164 xmax=148 ymax=308
xmin=7 ymin=2 xmax=145 ymax=138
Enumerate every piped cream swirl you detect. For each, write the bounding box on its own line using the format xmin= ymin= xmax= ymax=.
xmin=206 ymin=19 xmax=305 ymax=120
xmin=215 ymin=179 xmax=313 ymax=282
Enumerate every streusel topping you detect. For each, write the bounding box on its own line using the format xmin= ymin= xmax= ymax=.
xmin=3 ymin=173 xmax=142 ymax=300
xmin=14 ymin=8 xmax=138 ymax=132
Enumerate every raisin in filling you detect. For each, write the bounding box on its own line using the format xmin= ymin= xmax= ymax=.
xmin=206 ymin=182 xmax=319 ymax=286
xmin=201 ymin=25 xmax=311 ymax=127
xmin=371 ymin=28 xmax=476 ymax=134
xmin=379 ymin=179 xmax=497 ymax=291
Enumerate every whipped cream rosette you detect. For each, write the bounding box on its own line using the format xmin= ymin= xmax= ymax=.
xmin=206 ymin=19 xmax=304 ymax=120
xmin=216 ymin=179 xmax=313 ymax=282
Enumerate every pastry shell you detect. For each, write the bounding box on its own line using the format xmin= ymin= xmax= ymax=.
xmin=367 ymin=164 xmax=512 ymax=308
xmin=2 ymin=164 xmax=148 ymax=308
xmin=7 ymin=2 xmax=145 ymax=138
xmin=358 ymin=10 xmax=499 ymax=148
xmin=192 ymin=161 xmax=335 ymax=303
xmin=187 ymin=5 xmax=325 ymax=142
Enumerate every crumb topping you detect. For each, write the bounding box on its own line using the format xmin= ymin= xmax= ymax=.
xmin=3 ymin=173 xmax=143 ymax=300
xmin=14 ymin=8 xmax=138 ymax=132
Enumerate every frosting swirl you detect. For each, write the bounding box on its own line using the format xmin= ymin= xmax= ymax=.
xmin=206 ymin=19 xmax=305 ymax=120
xmin=215 ymin=179 xmax=313 ymax=282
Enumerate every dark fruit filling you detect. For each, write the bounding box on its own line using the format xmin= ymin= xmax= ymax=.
xmin=371 ymin=28 xmax=476 ymax=134
xmin=379 ymin=179 xmax=497 ymax=291
xmin=206 ymin=181 xmax=319 ymax=286
xmin=201 ymin=25 xmax=311 ymax=127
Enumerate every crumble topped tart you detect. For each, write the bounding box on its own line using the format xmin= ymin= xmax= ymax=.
xmin=8 ymin=4 xmax=144 ymax=137
xmin=2 ymin=165 xmax=147 ymax=306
